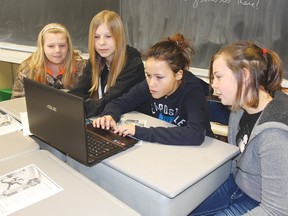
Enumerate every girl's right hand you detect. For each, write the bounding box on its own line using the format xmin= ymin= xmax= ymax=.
xmin=92 ymin=115 xmax=117 ymax=131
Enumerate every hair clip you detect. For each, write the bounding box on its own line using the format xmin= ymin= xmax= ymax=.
xmin=262 ymin=48 xmax=267 ymax=56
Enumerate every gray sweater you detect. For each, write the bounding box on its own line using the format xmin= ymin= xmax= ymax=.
xmin=229 ymin=91 xmax=288 ymax=216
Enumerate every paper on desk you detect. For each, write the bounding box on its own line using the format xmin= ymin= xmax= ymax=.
xmin=20 ymin=112 xmax=32 ymax=136
xmin=0 ymin=164 xmax=63 ymax=216
xmin=119 ymin=118 xmax=146 ymax=127
xmin=0 ymin=114 xmax=22 ymax=136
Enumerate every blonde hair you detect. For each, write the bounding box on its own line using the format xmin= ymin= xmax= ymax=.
xmin=19 ymin=23 xmax=81 ymax=88
xmin=88 ymin=10 xmax=127 ymax=97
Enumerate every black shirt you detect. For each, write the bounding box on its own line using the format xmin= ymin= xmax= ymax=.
xmin=236 ymin=110 xmax=262 ymax=152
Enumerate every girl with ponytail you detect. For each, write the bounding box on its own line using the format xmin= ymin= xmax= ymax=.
xmin=191 ymin=41 xmax=288 ymax=215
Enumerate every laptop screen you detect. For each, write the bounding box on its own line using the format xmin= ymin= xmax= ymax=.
xmin=24 ymin=78 xmax=88 ymax=164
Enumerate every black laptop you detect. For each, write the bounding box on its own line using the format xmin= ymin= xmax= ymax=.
xmin=23 ymin=78 xmax=138 ymax=166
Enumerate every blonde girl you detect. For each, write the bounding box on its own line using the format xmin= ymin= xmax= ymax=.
xmin=12 ymin=23 xmax=85 ymax=98
xmin=69 ymin=10 xmax=145 ymax=117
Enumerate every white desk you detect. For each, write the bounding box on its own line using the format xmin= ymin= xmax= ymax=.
xmin=0 ymin=97 xmax=240 ymax=215
xmin=68 ymin=112 xmax=240 ymax=216
xmin=0 ymin=97 xmax=26 ymax=121
xmin=0 ymin=98 xmax=39 ymax=161
xmin=0 ymin=150 xmax=140 ymax=216
xmin=0 ymin=131 xmax=39 ymax=162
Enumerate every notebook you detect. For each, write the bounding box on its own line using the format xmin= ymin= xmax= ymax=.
xmin=23 ymin=78 xmax=138 ymax=166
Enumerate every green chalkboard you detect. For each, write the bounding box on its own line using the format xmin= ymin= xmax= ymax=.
xmin=121 ymin=0 xmax=288 ymax=71
xmin=0 ymin=0 xmax=119 ymax=52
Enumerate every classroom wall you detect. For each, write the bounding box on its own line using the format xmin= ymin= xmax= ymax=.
xmin=121 ymin=0 xmax=288 ymax=70
xmin=1 ymin=0 xmax=288 ymax=70
xmin=0 ymin=0 xmax=119 ymax=53
xmin=0 ymin=61 xmax=19 ymax=89
xmin=1 ymin=0 xmax=288 ymax=90
xmin=0 ymin=62 xmax=14 ymax=89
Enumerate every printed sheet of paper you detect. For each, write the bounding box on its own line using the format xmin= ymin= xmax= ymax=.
xmin=119 ymin=118 xmax=146 ymax=127
xmin=0 ymin=164 xmax=63 ymax=216
xmin=20 ymin=112 xmax=32 ymax=136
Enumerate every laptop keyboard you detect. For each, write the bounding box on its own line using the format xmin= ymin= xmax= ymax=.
xmin=87 ymin=134 xmax=121 ymax=158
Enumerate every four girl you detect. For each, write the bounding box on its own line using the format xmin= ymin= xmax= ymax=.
xmin=11 ymin=10 xmax=288 ymax=215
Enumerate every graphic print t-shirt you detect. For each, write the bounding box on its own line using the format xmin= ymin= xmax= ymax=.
xmin=150 ymin=95 xmax=188 ymax=127
xmin=236 ymin=110 xmax=262 ymax=153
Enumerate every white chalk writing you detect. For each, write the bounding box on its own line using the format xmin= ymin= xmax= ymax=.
xmin=192 ymin=0 xmax=261 ymax=9
xmin=237 ymin=0 xmax=260 ymax=9
xmin=193 ymin=0 xmax=230 ymax=8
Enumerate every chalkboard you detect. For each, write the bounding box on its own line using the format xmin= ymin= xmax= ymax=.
xmin=0 ymin=0 xmax=119 ymax=53
xmin=121 ymin=0 xmax=288 ymax=71
xmin=1 ymin=0 xmax=288 ymax=73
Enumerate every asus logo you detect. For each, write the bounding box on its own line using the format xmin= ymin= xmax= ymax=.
xmin=46 ymin=104 xmax=57 ymax=112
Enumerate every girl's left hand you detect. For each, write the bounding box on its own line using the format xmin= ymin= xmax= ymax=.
xmin=114 ymin=124 xmax=136 ymax=137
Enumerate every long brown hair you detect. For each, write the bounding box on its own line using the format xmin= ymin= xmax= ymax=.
xmin=88 ymin=10 xmax=127 ymax=97
xmin=209 ymin=41 xmax=284 ymax=111
xmin=144 ymin=33 xmax=195 ymax=73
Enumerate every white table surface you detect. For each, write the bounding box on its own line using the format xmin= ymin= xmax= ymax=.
xmin=1 ymin=98 xmax=39 ymax=162
xmin=0 ymin=97 xmax=240 ymax=215
xmin=68 ymin=112 xmax=240 ymax=216
xmin=0 ymin=130 xmax=39 ymax=162
xmin=0 ymin=97 xmax=26 ymax=121
xmin=0 ymin=150 xmax=140 ymax=216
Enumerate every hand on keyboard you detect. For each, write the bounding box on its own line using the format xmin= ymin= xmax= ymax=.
xmin=93 ymin=115 xmax=117 ymax=131
xmin=114 ymin=124 xmax=136 ymax=137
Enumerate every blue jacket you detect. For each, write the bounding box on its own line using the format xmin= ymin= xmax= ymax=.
xmin=100 ymin=70 xmax=213 ymax=145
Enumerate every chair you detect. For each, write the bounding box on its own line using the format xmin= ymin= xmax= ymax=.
xmin=207 ymin=95 xmax=230 ymax=142
xmin=199 ymin=78 xmax=230 ymax=142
